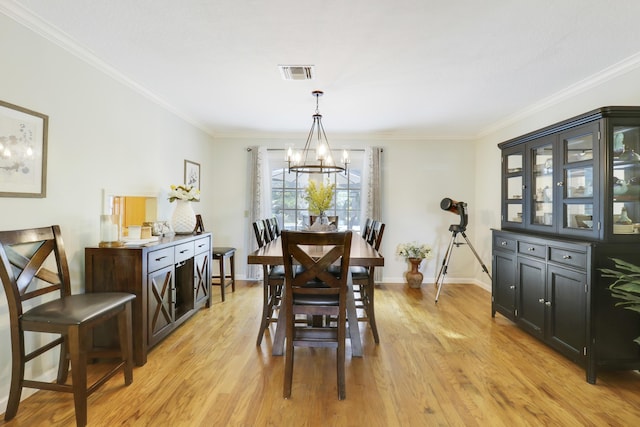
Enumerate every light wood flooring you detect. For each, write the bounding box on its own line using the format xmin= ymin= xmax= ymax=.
xmin=2 ymin=281 xmax=640 ymax=426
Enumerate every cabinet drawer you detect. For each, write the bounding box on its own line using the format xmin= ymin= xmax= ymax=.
xmin=517 ymin=241 xmax=546 ymax=259
xmin=175 ymin=241 xmax=195 ymax=263
xmin=194 ymin=236 xmax=211 ymax=254
xmin=148 ymin=247 xmax=174 ymax=272
xmin=549 ymin=247 xmax=587 ymax=270
xmin=493 ymin=235 xmax=516 ymax=252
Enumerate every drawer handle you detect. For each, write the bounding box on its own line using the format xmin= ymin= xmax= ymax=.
xmin=501 ymin=241 xmax=507 ymax=246
xmin=527 ymin=247 xmax=535 ymax=251
xmin=197 ymin=244 xmax=206 ymax=248
xmin=155 ymin=255 xmax=168 ymax=261
xmin=538 ymin=298 xmax=545 ymax=304
xmin=545 ymin=301 xmax=552 ymax=307
xmin=509 ymin=285 xmax=515 ymax=290
xmin=179 ymin=249 xmax=189 ymax=254
xmin=562 ymin=255 xmax=572 ymax=260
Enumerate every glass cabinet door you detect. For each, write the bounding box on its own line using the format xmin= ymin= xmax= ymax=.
xmin=503 ymin=148 xmax=524 ymax=227
xmin=560 ymin=124 xmax=598 ymax=238
xmin=529 ymin=140 xmax=554 ymax=230
xmin=612 ymin=125 xmax=640 ymax=236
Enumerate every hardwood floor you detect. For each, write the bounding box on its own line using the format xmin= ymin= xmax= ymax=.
xmin=2 ymin=281 xmax=640 ymax=426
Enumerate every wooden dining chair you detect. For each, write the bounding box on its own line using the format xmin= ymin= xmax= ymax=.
xmin=253 ymin=219 xmax=285 ymax=345
xmin=281 ymin=230 xmax=353 ymax=400
xmin=0 ymin=225 xmax=135 ymax=427
xmin=352 ymin=221 xmax=385 ymax=343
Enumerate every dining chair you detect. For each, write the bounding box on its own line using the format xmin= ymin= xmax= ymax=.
xmin=266 ymin=217 xmax=280 ymax=241
xmin=362 ymin=217 xmax=373 ymax=240
xmin=352 ymin=221 xmax=385 ymax=343
xmin=253 ymin=219 xmax=271 ymax=247
xmin=254 ymin=219 xmax=285 ymax=345
xmin=0 ymin=225 xmax=135 ymax=427
xmin=281 ymin=230 xmax=353 ymax=400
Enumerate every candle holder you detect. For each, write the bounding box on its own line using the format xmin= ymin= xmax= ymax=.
xmin=99 ymin=214 xmax=123 ymax=247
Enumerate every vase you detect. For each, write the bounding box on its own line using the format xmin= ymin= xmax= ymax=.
xmin=171 ymin=200 xmax=196 ymax=234
xmin=405 ymin=258 xmax=424 ymax=288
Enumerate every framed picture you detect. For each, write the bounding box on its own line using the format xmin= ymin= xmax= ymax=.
xmin=0 ymin=100 xmax=48 ymax=198
xmin=184 ymin=159 xmax=200 ymax=190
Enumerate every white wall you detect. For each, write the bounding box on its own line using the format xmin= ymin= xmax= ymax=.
xmin=0 ymin=13 xmax=215 ymax=409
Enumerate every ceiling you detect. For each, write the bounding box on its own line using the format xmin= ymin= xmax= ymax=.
xmin=4 ymin=0 xmax=640 ymax=139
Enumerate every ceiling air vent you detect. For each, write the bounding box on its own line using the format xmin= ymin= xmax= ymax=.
xmin=278 ymin=65 xmax=315 ymax=80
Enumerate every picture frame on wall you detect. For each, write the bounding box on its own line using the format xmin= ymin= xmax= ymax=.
xmin=184 ymin=159 xmax=200 ymax=190
xmin=0 ymin=100 xmax=48 ymax=198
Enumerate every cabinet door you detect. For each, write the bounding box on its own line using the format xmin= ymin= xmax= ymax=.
xmin=527 ymin=136 xmax=556 ymax=233
xmin=492 ymin=251 xmax=517 ymax=320
xmin=546 ymin=265 xmax=587 ymax=361
xmin=194 ymin=251 xmax=210 ymax=306
xmin=611 ymin=122 xmax=640 ymax=239
xmin=502 ymin=145 xmax=525 ymax=229
xmin=558 ymin=123 xmax=600 ymax=239
xmin=148 ymin=265 xmax=175 ymax=347
xmin=517 ymin=257 xmax=546 ymax=339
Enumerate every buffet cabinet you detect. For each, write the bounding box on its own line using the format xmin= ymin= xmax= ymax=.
xmin=85 ymin=233 xmax=212 ymax=366
xmin=495 ymin=107 xmax=640 ymax=383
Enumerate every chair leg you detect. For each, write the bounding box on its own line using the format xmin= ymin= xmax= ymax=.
xmin=4 ymin=340 xmax=25 ymax=421
xmin=57 ymin=337 xmax=70 ymax=384
xmin=337 ymin=310 xmax=346 ymax=400
xmin=229 ymin=253 xmax=236 ymax=292
xmin=68 ymin=326 xmax=88 ymax=427
xmin=257 ymin=275 xmax=270 ymax=346
xmin=367 ymin=277 xmax=380 ymax=344
xmin=118 ymin=302 xmax=134 ymax=385
xmin=283 ymin=308 xmax=294 ymax=399
xmin=219 ymin=256 xmax=226 ymax=302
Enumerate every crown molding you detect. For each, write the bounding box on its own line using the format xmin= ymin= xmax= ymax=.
xmin=479 ymin=51 xmax=640 ymax=139
xmin=0 ymin=0 xmax=215 ymax=137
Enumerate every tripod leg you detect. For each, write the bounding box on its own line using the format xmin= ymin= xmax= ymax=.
xmin=460 ymin=232 xmax=492 ymax=280
xmin=435 ymin=232 xmax=457 ymax=303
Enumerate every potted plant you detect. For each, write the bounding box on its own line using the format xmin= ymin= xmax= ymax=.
xmin=396 ymin=241 xmax=433 ymax=288
xmin=600 ymin=258 xmax=640 ymax=345
xmin=304 ymin=179 xmax=335 ymax=225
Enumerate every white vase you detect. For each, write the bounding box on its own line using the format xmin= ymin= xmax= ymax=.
xmin=171 ymin=200 xmax=196 ymax=234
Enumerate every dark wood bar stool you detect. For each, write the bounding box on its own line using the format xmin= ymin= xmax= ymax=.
xmin=212 ymin=247 xmax=236 ymax=301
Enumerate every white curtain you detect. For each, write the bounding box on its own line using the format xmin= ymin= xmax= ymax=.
xmin=246 ymin=146 xmax=271 ymax=279
xmin=360 ymin=146 xmax=383 ymax=281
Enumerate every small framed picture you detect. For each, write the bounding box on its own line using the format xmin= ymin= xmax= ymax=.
xmin=184 ymin=159 xmax=200 ymax=190
xmin=0 ymin=100 xmax=48 ymax=198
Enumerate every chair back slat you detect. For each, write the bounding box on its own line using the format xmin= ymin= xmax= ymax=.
xmin=253 ymin=219 xmax=270 ymax=247
xmin=0 ymin=225 xmax=70 ymax=318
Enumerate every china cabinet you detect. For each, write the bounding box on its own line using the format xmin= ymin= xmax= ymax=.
xmin=85 ymin=233 xmax=212 ymax=365
xmin=494 ymin=107 xmax=640 ymax=383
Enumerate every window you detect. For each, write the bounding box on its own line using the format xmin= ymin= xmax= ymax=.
xmin=268 ymin=150 xmax=363 ymax=231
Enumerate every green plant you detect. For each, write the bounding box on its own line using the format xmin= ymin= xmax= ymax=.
xmin=304 ymin=179 xmax=335 ymax=214
xmin=600 ymin=258 xmax=640 ymax=345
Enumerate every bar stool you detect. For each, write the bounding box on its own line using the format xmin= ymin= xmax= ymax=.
xmin=212 ymin=247 xmax=236 ymax=302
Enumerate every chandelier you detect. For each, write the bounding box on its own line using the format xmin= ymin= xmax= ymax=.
xmin=287 ymin=90 xmax=349 ymax=175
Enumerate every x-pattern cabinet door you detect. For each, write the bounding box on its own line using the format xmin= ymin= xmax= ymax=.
xmin=194 ymin=251 xmax=210 ymax=306
xmin=148 ymin=265 xmax=174 ymax=347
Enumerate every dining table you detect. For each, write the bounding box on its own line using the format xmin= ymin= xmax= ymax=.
xmin=247 ymin=233 xmax=385 ymax=357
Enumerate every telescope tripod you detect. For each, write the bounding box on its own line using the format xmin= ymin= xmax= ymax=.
xmin=434 ymin=225 xmax=491 ymax=302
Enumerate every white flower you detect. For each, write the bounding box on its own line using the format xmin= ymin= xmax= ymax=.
xmin=168 ymin=184 xmax=200 ymax=202
xmin=396 ymin=241 xmax=432 ymax=260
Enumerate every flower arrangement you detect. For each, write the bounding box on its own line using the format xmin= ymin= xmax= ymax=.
xmin=304 ymin=179 xmax=335 ymax=214
xmin=168 ymin=184 xmax=200 ymax=202
xmin=396 ymin=241 xmax=433 ymax=260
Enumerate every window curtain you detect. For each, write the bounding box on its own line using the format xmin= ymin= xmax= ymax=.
xmin=360 ymin=146 xmax=383 ymax=282
xmin=246 ymin=146 xmax=271 ymax=279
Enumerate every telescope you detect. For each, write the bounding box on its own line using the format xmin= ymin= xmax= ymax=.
xmin=434 ymin=197 xmax=491 ymax=302
xmin=440 ymin=197 xmax=468 ymax=232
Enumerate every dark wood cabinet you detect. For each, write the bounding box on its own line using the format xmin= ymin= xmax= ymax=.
xmin=495 ymin=107 xmax=640 ymax=383
xmin=85 ymin=233 xmax=212 ymax=366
